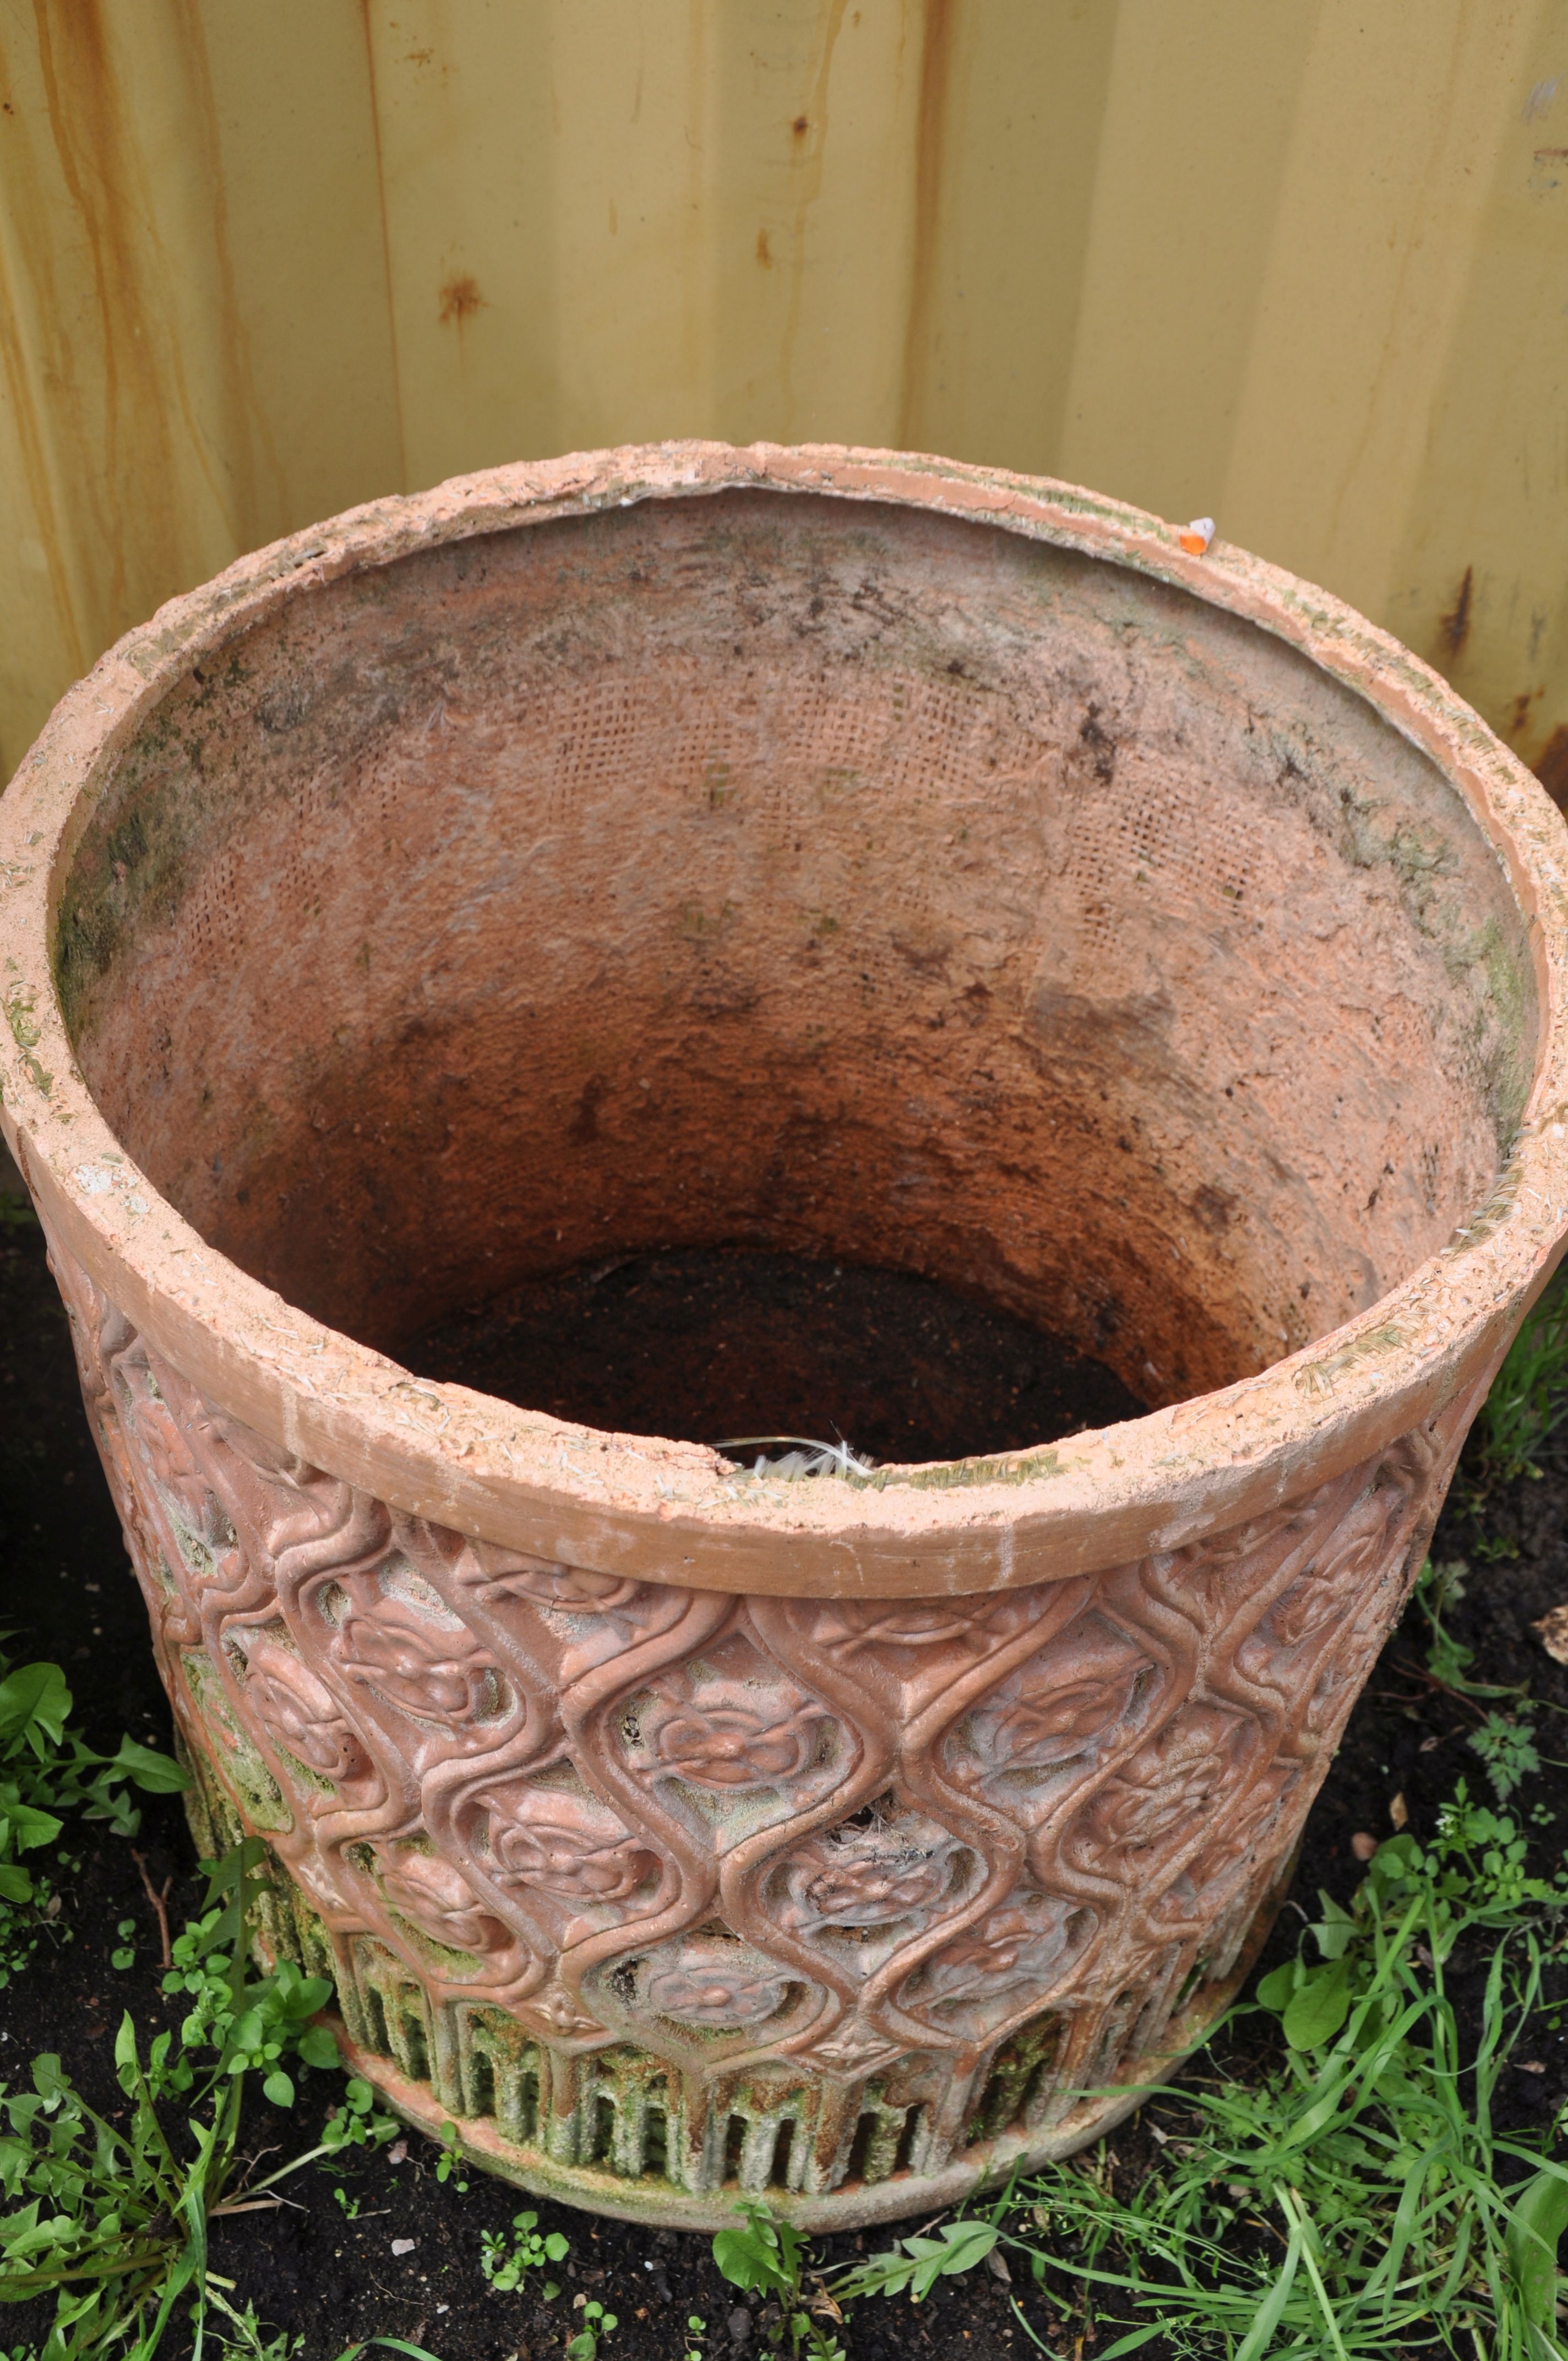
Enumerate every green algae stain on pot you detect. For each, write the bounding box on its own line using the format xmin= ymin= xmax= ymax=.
xmin=3 ymin=987 xmax=52 ymax=1097
xmin=852 ymin=1446 xmax=1070 ymax=1493
xmin=54 ymin=727 xmax=206 ymax=1038
xmin=181 ymin=1655 xmax=291 ymax=1834
xmin=1473 ymin=913 xmax=1535 ymax=1147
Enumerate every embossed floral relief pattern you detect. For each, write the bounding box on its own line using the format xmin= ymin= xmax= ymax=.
xmin=471 ymin=1778 xmax=659 ymax=1903
xmin=50 ymin=1232 xmax=1478 ymax=2193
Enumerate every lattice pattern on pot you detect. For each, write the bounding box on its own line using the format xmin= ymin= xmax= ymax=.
xmin=55 ymin=1230 xmax=1473 ymax=2201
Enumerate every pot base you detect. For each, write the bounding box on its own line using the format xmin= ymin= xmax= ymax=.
xmin=210 ymin=1649 xmax=1291 ymax=2240
xmin=321 ymin=1894 xmax=1281 ymax=2232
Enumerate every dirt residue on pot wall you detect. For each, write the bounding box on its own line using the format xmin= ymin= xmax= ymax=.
xmin=52 ymin=486 xmax=1530 ymax=1416
xmin=55 ymin=491 xmax=1531 ymax=1423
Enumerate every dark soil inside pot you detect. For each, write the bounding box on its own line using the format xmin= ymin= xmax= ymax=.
xmin=6 ymin=1190 xmax=1568 ymax=2361
xmin=402 ymin=1246 xmax=1147 ymax=1462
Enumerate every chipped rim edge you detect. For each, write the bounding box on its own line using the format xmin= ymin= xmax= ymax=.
xmin=3 ymin=438 xmax=1568 ymax=1601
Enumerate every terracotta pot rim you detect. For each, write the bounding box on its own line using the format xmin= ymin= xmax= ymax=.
xmin=5 ymin=440 xmax=1568 ymax=1598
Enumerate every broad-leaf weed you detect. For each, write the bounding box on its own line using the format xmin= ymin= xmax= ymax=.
xmin=712 ymin=2200 xmax=847 ymax=2358
xmin=564 ymin=2294 xmax=619 ymax=2358
xmin=479 ymin=2207 xmax=570 ymax=2298
xmin=0 ymin=1638 xmax=185 ymax=1985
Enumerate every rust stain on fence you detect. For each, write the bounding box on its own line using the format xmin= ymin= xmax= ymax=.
xmin=776 ymin=0 xmax=850 ymax=423
xmin=438 ymin=274 xmax=485 ymax=330
xmin=1438 ymin=564 xmax=1475 ymax=662
xmin=1534 ymin=726 xmax=1568 ymax=814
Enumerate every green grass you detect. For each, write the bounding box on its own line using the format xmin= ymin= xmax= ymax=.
xmin=820 ymin=1562 xmax=1568 ymax=2358
xmin=831 ymin=1791 xmax=1568 ymax=2357
xmin=1015 ymin=1797 xmax=1568 ymax=2359
xmin=1474 ymin=1276 xmax=1568 ymax=1490
xmin=0 ymin=1637 xmax=450 ymax=2358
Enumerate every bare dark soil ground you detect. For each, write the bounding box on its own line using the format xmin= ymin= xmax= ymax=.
xmin=4 ymin=1198 xmax=1568 ymax=2360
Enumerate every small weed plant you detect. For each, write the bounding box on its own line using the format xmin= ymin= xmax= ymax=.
xmin=1472 ymin=1711 xmax=1547 ymax=1805
xmin=1413 ymin=1555 xmax=1493 ymax=1697
xmin=1408 ymin=1556 xmax=1565 ymax=1808
xmin=0 ymin=1836 xmax=398 ymax=2358
xmin=712 ymin=2200 xmax=847 ymax=2357
xmin=564 ymin=2294 xmax=619 ymax=2358
xmin=479 ymin=2207 xmax=570 ymax=2298
xmin=0 ymin=1639 xmax=185 ymax=1983
xmin=832 ymin=2215 xmax=1003 ymax=2303
xmin=432 ymin=2119 xmax=468 ymax=2190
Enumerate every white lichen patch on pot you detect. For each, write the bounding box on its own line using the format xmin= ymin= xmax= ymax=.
xmin=3 ymin=443 xmax=1568 ymax=2228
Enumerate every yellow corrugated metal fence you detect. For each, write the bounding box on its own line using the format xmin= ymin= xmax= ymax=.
xmin=2 ymin=0 xmax=1567 ymax=789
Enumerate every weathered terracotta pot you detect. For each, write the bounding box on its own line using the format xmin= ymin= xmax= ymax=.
xmin=4 ymin=445 xmax=1568 ymax=2231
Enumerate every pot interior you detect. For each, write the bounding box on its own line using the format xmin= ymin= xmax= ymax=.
xmin=57 ymin=486 xmax=1536 ymax=1438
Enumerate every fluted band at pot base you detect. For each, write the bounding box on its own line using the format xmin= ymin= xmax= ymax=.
xmin=324 ymin=1907 xmax=1283 ymax=2234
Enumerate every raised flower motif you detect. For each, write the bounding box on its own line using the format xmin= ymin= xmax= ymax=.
xmin=377 ymin=1846 xmax=509 ymax=1955
xmin=124 ymin=1388 xmax=249 ymax=1588
xmin=1161 ymin=1764 xmax=1298 ymax=1913
xmin=1256 ymin=1493 xmax=1391 ymax=1655
xmin=638 ymin=1940 xmax=792 ymax=2028
xmin=126 ymin=1389 xmax=221 ymax=1531
xmin=983 ymin=1674 xmax=1130 ymax=1764
xmin=1075 ymin=1707 xmax=1249 ymax=1869
xmin=478 ymin=1559 xmax=647 ymax=1617
xmin=638 ymin=1681 xmax=832 ymax=1790
xmin=337 ymin=1594 xmax=499 ymax=1728
xmin=914 ymin=1894 xmax=1080 ymax=2008
xmin=477 ymin=1782 xmax=658 ymax=1902
xmin=812 ymin=1597 xmax=1011 ymax=1660
xmin=244 ymin=1639 xmax=371 ymax=1784
xmin=952 ymin=1620 xmax=1152 ymax=1791
xmin=775 ymin=1815 xmax=958 ymax=1930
